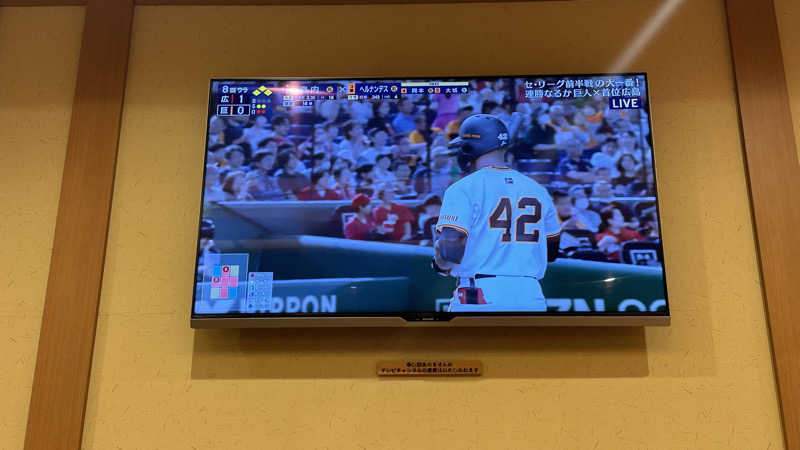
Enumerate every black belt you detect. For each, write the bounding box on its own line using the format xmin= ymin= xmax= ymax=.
xmin=467 ymin=274 xmax=537 ymax=281
xmin=465 ymin=274 xmax=496 ymax=288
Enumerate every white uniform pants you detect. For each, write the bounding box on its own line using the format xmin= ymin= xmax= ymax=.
xmin=449 ymin=275 xmax=546 ymax=312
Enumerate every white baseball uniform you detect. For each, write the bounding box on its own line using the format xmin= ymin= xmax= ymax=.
xmin=435 ymin=166 xmax=561 ymax=312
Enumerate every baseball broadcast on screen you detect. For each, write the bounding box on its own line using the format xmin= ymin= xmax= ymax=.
xmin=193 ymin=74 xmax=668 ymax=317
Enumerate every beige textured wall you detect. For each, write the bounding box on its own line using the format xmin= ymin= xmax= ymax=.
xmin=775 ymin=0 xmax=800 ymax=162
xmin=0 ymin=6 xmax=84 ymax=449
xmin=83 ymin=1 xmax=783 ymax=448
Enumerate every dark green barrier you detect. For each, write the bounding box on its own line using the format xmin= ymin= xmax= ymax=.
xmin=195 ymin=277 xmax=410 ymax=314
xmin=212 ymin=235 xmax=666 ymax=314
xmin=203 ymin=203 xmax=267 ymax=240
xmin=268 ymin=277 xmax=410 ymax=313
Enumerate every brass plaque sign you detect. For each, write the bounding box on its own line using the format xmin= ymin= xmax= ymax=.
xmin=377 ymin=360 xmax=482 ymax=377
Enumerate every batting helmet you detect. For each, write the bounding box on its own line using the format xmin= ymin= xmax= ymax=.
xmin=447 ymin=114 xmax=510 ymax=171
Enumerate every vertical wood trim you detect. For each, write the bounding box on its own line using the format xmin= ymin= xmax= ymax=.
xmin=0 ymin=0 xmax=564 ymax=5
xmin=0 ymin=1 xmax=86 ymax=5
xmin=725 ymin=1 xmax=800 ymax=448
xmin=23 ymin=1 xmax=134 ymax=449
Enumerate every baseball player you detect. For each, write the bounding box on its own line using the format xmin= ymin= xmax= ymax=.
xmin=432 ymin=114 xmax=562 ymax=312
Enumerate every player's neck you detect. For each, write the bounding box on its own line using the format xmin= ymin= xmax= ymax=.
xmin=474 ymin=161 xmax=510 ymax=170
xmin=473 ymin=151 xmax=509 ymax=171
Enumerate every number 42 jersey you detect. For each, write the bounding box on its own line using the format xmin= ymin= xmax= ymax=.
xmin=435 ymin=167 xmax=561 ymax=279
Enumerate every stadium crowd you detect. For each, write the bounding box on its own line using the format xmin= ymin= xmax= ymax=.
xmin=203 ymin=78 xmax=661 ymax=264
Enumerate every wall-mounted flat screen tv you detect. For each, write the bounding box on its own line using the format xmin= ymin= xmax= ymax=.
xmin=192 ymin=74 xmax=669 ymax=327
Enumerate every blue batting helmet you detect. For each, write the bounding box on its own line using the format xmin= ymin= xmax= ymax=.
xmin=447 ymin=114 xmax=510 ymax=171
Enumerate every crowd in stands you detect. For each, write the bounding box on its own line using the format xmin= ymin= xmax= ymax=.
xmin=203 ymin=78 xmax=661 ymax=264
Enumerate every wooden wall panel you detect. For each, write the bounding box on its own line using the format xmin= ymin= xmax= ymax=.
xmin=22 ymin=1 xmax=134 ymax=449
xmin=726 ymin=0 xmax=800 ymax=449
xmin=774 ymin=0 xmax=800 ymax=163
xmin=0 ymin=7 xmax=85 ymax=449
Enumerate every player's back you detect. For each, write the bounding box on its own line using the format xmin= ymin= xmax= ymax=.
xmin=438 ymin=167 xmax=560 ymax=279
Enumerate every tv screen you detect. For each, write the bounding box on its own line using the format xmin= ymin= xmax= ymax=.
xmin=192 ymin=74 xmax=669 ymax=327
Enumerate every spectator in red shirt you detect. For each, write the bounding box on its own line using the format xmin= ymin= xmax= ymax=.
xmin=372 ymin=188 xmax=414 ymax=241
xmin=344 ymin=194 xmax=379 ymax=240
xmin=296 ymin=171 xmax=343 ymax=201
xmin=596 ymin=206 xmax=643 ymax=262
